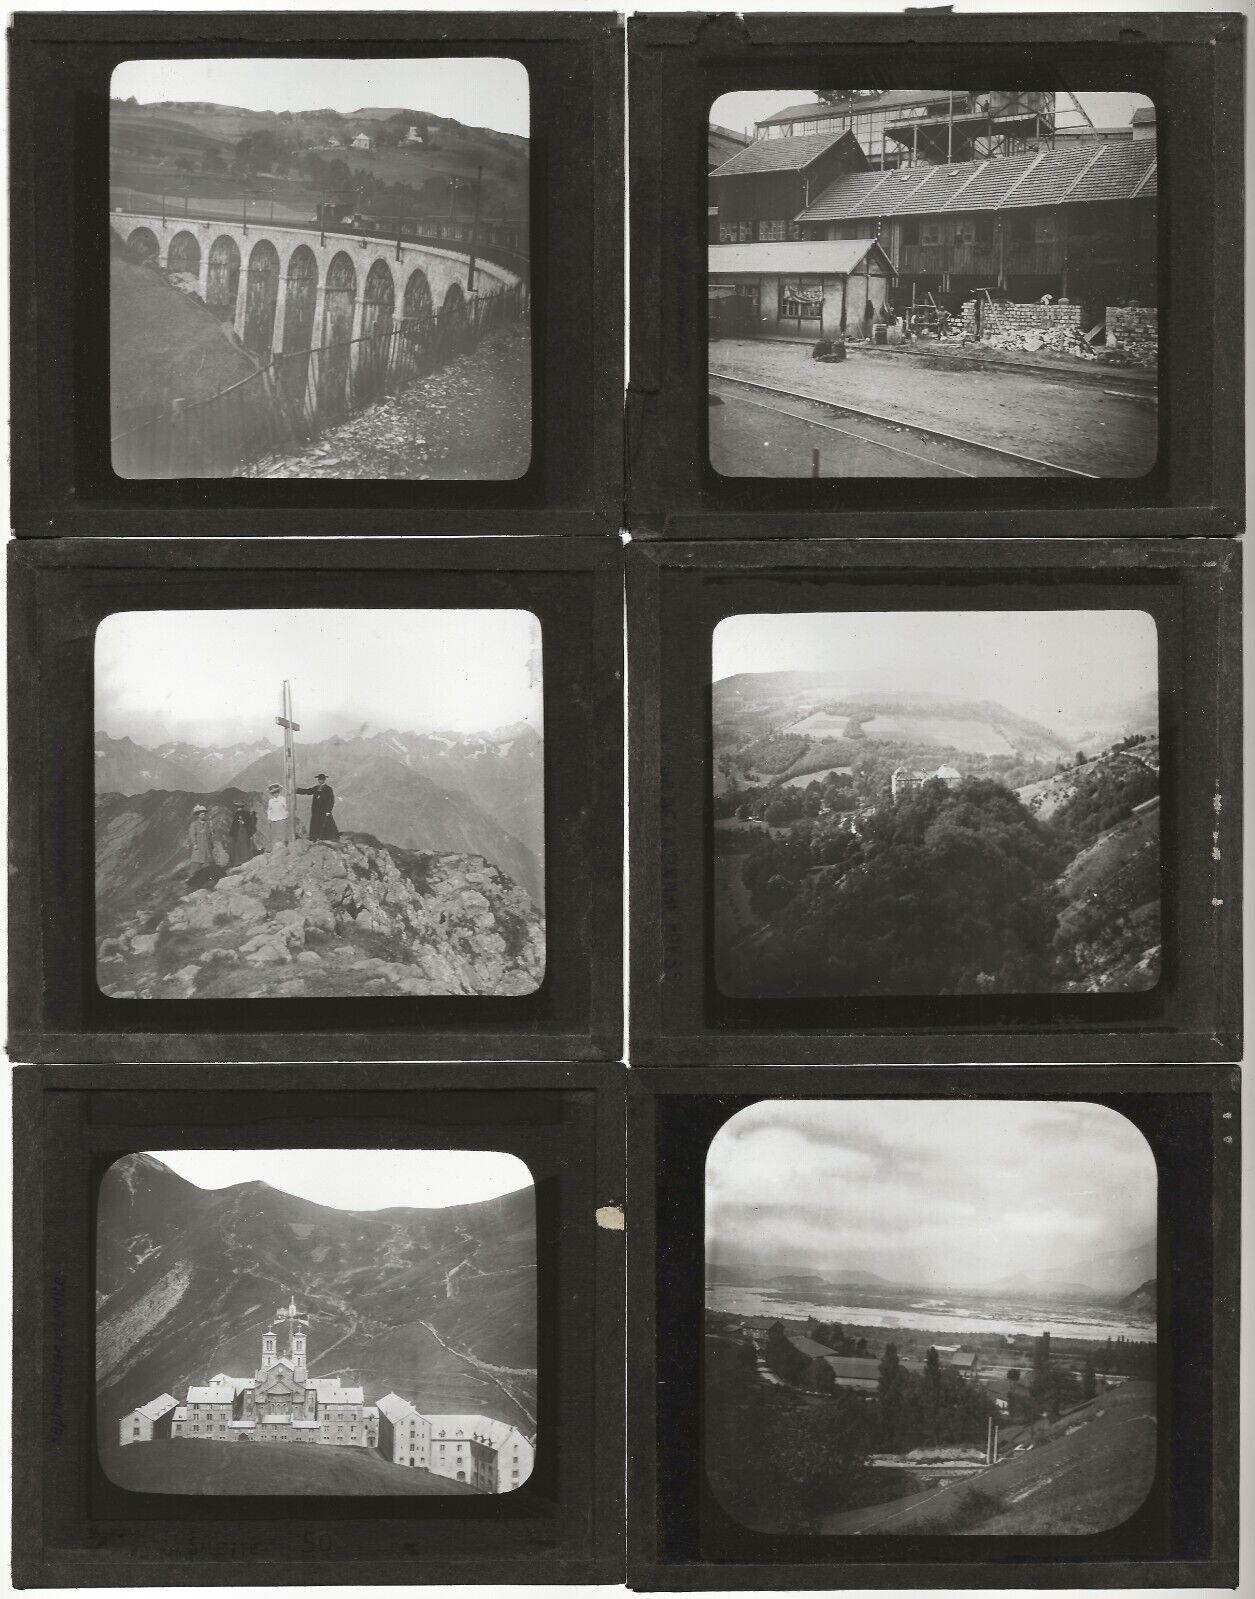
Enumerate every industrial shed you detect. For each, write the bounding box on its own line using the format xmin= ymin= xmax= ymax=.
xmin=708 ymin=237 xmax=896 ymax=341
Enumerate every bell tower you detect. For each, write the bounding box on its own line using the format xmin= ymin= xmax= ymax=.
xmin=261 ymin=1326 xmax=277 ymax=1371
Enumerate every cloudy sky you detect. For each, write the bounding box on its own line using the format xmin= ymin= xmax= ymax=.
xmin=711 ymin=90 xmax=1154 ymax=141
xmin=144 ymin=1148 xmax=533 ymax=1211
xmin=96 ymin=608 xmax=543 ymax=748
xmin=712 ymin=609 xmax=1157 ymax=736
xmin=706 ymin=1100 xmax=1156 ymax=1287
xmin=112 ymin=57 xmax=530 ymax=138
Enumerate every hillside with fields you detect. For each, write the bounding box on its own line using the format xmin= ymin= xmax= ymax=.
xmin=110 ymin=98 xmax=527 ymax=227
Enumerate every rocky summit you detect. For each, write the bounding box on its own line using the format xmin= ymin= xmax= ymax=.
xmin=98 ymin=834 xmax=545 ymax=999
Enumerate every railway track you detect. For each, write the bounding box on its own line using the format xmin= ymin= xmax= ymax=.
xmin=709 ymin=370 xmax=1100 ymax=479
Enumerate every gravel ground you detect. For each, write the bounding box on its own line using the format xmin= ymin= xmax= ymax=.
xmin=241 ymin=324 xmax=531 ymax=479
xmin=709 ymin=338 xmax=1158 ymax=477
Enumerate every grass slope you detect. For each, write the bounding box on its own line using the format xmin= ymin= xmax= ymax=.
xmin=101 ymin=1436 xmax=476 ymax=1496
xmin=110 ymin=247 xmax=261 ymax=424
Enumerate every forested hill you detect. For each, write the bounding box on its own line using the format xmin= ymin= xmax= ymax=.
xmin=723 ymin=778 xmax=1069 ymax=996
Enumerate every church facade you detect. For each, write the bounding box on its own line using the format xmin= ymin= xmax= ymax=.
xmin=118 ymin=1296 xmax=534 ymax=1494
xmin=120 ymin=1298 xmax=375 ymax=1450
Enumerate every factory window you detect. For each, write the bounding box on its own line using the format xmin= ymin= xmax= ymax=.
xmin=1034 ymin=215 xmax=1057 ymax=243
xmin=954 ymin=219 xmax=977 ymax=246
xmin=757 ymin=219 xmax=787 ymax=242
xmin=133 ymin=1426 xmax=140 ymax=1437
xmin=192 ymin=1424 xmax=199 ymax=1432
xmin=919 ymin=221 xmax=943 ymax=247
xmin=780 ymin=279 xmax=823 ymax=322
xmin=901 ymin=220 xmax=919 ymax=246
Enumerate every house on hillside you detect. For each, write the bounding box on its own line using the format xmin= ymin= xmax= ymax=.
xmin=351 ymin=131 xmax=374 ymax=152
xmin=403 ymin=125 xmax=425 ymax=145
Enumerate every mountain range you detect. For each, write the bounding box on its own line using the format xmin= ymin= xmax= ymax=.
xmin=97 ymin=1154 xmax=538 ymax=1440
xmin=95 ymin=725 xmax=543 ymax=905
xmin=706 ymin=1237 xmax=1156 ymax=1300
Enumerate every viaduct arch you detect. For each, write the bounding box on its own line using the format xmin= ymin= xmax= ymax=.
xmin=114 ymin=210 xmax=522 ymax=366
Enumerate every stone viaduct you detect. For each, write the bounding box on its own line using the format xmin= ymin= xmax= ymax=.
xmin=112 ymin=210 xmax=522 ymax=366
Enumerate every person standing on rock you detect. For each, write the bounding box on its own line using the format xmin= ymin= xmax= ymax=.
xmin=266 ymin=782 xmax=290 ymax=850
xmin=187 ymin=803 xmax=214 ymax=889
xmin=227 ymin=800 xmax=258 ymax=866
xmin=297 ymin=772 xmax=340 ymax=843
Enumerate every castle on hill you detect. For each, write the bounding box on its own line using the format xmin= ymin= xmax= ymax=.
xmin=118 ymin=1295 xmax=534 ymax=1494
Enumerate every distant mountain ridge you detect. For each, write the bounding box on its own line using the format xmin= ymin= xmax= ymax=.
xmin=707 ymin=1237 xmax=1156 ymax=1300
xmin=95 ymin=723 xmax=543 ymax=903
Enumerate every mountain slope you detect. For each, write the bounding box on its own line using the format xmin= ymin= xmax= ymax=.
xmin=95 ymin=733 xmax=200 ymax=796
xmin=96 ymin=804 xmax=545 ymax=999
xmin=97 ymin=1154 xmax=537 ymax=1437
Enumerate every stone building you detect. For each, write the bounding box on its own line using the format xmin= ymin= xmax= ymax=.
xmin=117 ymin=1392 xmax=178 ymax=1447
xmin=376 ymin=1393 xmax=535 ymax=1494
xmin=124 ymin=1298 xmax=377 ymax=1450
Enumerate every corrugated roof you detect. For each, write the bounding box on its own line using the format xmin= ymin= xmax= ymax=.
xmin=798 ymin=138 xmax=1156 ymax=221
xmin=758 ymin=90 xmax=956 ymax=126
xmin=709 ymin=239 xmax=892 ymax=276
xmin=135 ymin=1392 xmax=179 ymax=1420
xmin=710 ymin=128 xmax=858 ymax=178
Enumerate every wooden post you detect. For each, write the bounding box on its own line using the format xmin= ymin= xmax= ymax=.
xmin=276 ymin=681 xmax=300 ymax=844
xmin=467 ymin=164 xmax=483 ymax=291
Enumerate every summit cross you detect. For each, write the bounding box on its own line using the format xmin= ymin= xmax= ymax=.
xmin=275 ymin=680 xmax=300 ymax=844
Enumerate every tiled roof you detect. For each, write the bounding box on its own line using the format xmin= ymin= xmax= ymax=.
xmin=758 ymin=90 xmax=956 ymax=126
xmin=709 ymin=239 xmax=892 ymax=276
xmin=798 ymin=138 xmax=1157 ymax=221
xmin=136 ymin=1392 xmax=179 ymax=1420
xmin=710 ymin=129 xmax=858 ymax=178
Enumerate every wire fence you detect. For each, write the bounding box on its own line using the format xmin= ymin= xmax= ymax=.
xmin=112 ymin=280 xmax=529 ymax=479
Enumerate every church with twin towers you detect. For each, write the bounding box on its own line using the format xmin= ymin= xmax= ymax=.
xmin=118 ymin=1295 xmax=534 ymax=1494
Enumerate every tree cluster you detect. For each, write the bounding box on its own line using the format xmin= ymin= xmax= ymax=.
xmin=877 ymin=1343 xmax=998 ymax=1452
xmin=727 ymin=778 xmax=1068 ymax=996
xmin=706 ymin=1340 xmax=875 ymax=1533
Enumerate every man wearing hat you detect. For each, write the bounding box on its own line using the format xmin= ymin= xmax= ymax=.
xmin=266 ymin=781 xmax=291 ymax=850
xmin=297 ymin=772 xmax=340 ymax=844
xmin=187 ymin=802 xmax=214 ymax=888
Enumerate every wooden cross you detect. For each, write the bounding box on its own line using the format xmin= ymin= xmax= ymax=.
xmin=275 ymin=680 xmax=300 ymax=843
